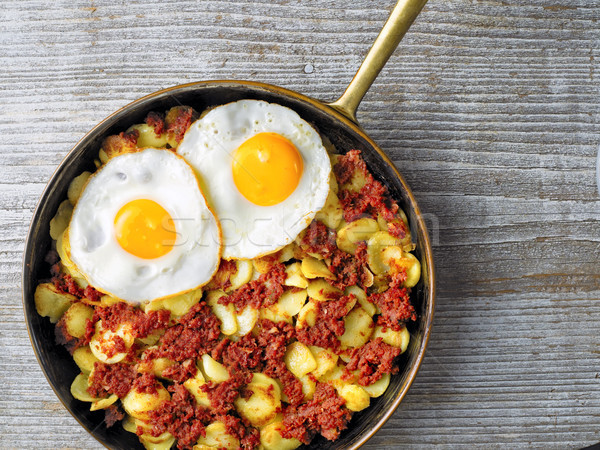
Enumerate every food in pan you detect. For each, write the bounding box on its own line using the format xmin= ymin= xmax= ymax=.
xmin=34 ymin=101 xmax=421 ymax=450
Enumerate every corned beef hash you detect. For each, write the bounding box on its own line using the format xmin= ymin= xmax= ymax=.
xmin=34 ymin=100 xmax=421 ymax=450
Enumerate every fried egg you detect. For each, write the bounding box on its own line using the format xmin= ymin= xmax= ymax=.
xmin=68 ymin=148 xmax=221 ymax=303
xmin=177 ymin=100 xmax=331 ymax=259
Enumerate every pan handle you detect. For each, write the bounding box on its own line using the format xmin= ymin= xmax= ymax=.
xmin=327 ymin=0 xmax=428 ymax=123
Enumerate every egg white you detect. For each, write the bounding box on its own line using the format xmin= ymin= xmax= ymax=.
xmin=68 ymin=148 xmax=221 ymax=303
xmin=177 ymin=100 xmax=331 ymax=260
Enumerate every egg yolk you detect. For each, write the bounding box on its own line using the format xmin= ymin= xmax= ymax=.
xmin=114 ymin=199 xmax=177 ymax=259
xmin=232 ymin=132 xmax=303 ymax=206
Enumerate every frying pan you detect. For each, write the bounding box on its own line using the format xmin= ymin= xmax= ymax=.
xmin=22 ymin=0 xmax=435 ymax=448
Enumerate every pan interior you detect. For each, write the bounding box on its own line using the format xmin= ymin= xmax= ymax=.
xmin=23 ymin=81 xmax=434 ymax=450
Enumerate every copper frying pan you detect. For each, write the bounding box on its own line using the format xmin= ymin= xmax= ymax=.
xmin=22 ymin=0 xmax=435 ymax=448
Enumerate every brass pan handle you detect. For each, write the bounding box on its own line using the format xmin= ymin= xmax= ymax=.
xmin=328 ymin=0 xmax=428 ymax=123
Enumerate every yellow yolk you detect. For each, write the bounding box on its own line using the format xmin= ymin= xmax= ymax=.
xmin=231 ymin=132 xmax=303 ymax=206
xmin=114 ymin=199 xmax=176 ymax=259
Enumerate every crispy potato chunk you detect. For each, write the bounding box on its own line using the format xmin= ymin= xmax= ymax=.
xmin=122 ymin=382 xmax=170 ymax=420
xmin=195 ymin=422 xmax=240 ymax=449
xmin=67 ymin=171 xmax=92 ymax=206
xmin=285 ymin=341 xmax=317 ymax=379
xmin=49 ymin=200 xmax=73 ymax=240
xmin=336 ymin=218 xmax=380 ymax=254
xmin=339 ymin=307 xmax=374 ymax=349
xmin=63 ymin=302 xmax=94 ymax=338
xmin=34 ymin=283 xmax=75 ymax=323
xmin=260 ymin=419 xmax=302 ymax=450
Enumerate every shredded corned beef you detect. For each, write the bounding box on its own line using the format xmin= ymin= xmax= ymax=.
xmin=201 ymin=371 xmax=253 ymax=415
xmin=297 ymin=294 xmax=354 ymax=352
xmin=94 ymin=301 xmax=171 ymax=339
xmin=327 ymin=242 xmax=370 ymax=290
xmin=165 ymin=106 xmax=194 ymax=144
xmin=281 ymin=382 xmax=352 ymax=444
xmin=161 ymin=359 xmax=198 ymax=384
xmin=53 ymin=273 xmax=84 ymax=298
xmin=369 ymin=283 xmax=416 ymax=331
xmin=206 ymin=259 xmax=238 ymax=291
xmin=87 ymin=361 xmax=137 ymax=399
xmin=299 ymin=220 xmax=337 ymax=258
xmin=104 ymin=405 xmax=125 ymax=427
xmin=148 ymin=383 xmax=211 ymax=449
xmin=145 ymin=111 xmax=165 ymax=136
xmin=334 ymin=150 xmax=399 ymax=222
xmin=219 ymin=264 xmax=286 ymax=312
xmin=157 ymin=301 xmax=221 ymax=361
xmin=131 ymin=373 xmax=160 ymax=395
xmin=344 ymin=337 xmax=402 ymax=386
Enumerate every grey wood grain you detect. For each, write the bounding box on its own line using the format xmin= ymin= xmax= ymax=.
xmin=1 ymin=0 xmax=599 ymax=448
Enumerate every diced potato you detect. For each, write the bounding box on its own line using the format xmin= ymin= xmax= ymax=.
xmin=339 ymin=308 xmax=374 ymax=349
xmin=56 ymin=229 xmax=84 ymax=280
xmin=145 ymin=288 xmax=203 ymax=317
xmin=201 ymin=354 xmax=229 ymax=383
xmin=307 ymin=279 xmax=342 ymax=302
xmin=345 ymin=285 xmax=376 ymax=316
xmin=285 ymin=342 xmax=317 ymax=379
xmin=295 ymin=300 xmax=318 ymax=329
xmin=70 ymin=373 xmax=97 ymax=402
xmin=100 ymin=132 xmax=137 ymax=162
xmin=128 ymin=123 xmax=169 ymax=148
xmin=343 ymin=164 xmax=370 ymax=192
xmin=72 ymin=345 xmax=99 ymax=374
xmin=234 ymin=376 xmax=281 ymax=427
xmin=196 ymin=422 xmax=240 ymax=449
xmin=142 ymin=436 xmax=176 ymax=450
xmin=63 ymin=302 xmax=94 ymax=338
xmin=89 ymin=320 xmax=135 ymax=364
xmin=319 ymin=364 xmax=345 ymax=385
xmin=284 ymin=262 xmax=308 ymax=289
xmin=90 ymin=393 xmax=118 ymax=411
xmin=301 ymin=256 xmax=335 ymax=280
xmin=260 ymin=420 xmax=302 ymax=450
xmin=138 ymin=353 xmax=175 ymax=378
xmin=250 ymin=373 xmax=281 ymax=396
xmin=381 ymin=246 xmax=421 ymax=288
xmin=314 ymin=188 xmax=343 ymax=230
xmin=184 ymin=372 xmax=211 ymax=408
xmin=336 ymin=218 xmax=379 ymax=254
xmin=362 ymin=373 xmax=391 ymax=397
xmin=234 ymin=305 xmax=258 ymax=337
xmin=122 ymin=414 xmax=137 ymax=434
xmin=373 ymin=325 xmax=410 ymax=353
xmin=206 ymin=290 xmax=238 ymax=335
xmin=338 ymin=384 xmax=370 ymax=412
xmin=122 ymin=382 xmax=170 ymax=420
xmin=34 ymin=282 xmax=75 ymax=323
xmin=278 ymin=243 xmax=297 ymax=263
xmin=299 ymin=374 xmax=317 ymax=401
xmin=366 ymin=231 xmax=403 ymax=275
xmin=260 ymin=306 xmax=290 ymax=324
xmin=309 ymin=346 xmax=339 ymax=379
xmin=49 ymin=200 xmax=73 ymax=240
xmin=229 ymin=259 xmax=253 ymax=291
xmin=67 ymin=171 xmax=92 ymax=206
xmin=274 ymin=289 xmax=307 ymax=319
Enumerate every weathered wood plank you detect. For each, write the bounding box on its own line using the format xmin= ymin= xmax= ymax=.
xmin=1 ymin=0 xmax=599 ymax=448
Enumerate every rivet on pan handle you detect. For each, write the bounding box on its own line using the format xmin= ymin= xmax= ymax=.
xmin=328 ymin=0 xmax=429 ymax=124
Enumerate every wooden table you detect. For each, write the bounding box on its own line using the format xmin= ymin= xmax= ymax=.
xmin=1 ymin=0 xmax=599 ymax=448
